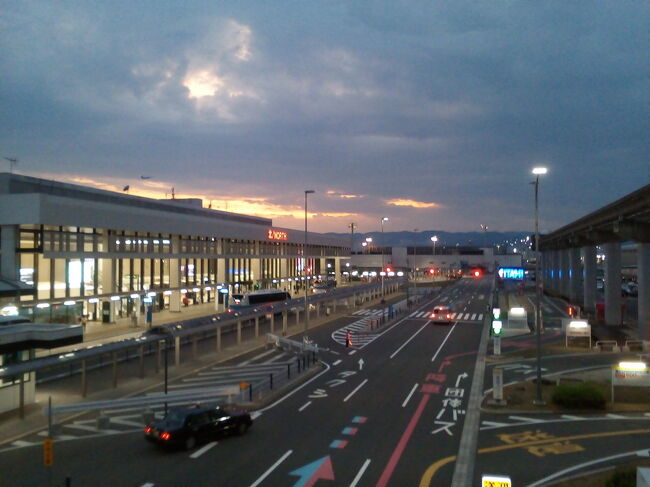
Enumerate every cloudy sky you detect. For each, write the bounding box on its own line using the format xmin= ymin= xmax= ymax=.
xmin=1 ymin=1 xmax=648 ymax=235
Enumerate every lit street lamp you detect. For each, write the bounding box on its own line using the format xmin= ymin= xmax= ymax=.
xmin=380 ymin=217 xmax=388 ymax=296
xmin=430 ymin=235 xmax=438 ymax=276
xmin=532 ymin=166 xmax=547 ymax=405
xmin=304 ymin=190 xmax=315 ymax=334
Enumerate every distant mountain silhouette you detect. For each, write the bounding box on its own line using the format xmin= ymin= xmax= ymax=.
xmin=325 ymin=230 xmax=531 ymax=250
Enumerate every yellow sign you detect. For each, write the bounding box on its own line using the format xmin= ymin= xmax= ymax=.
xmin=239 ymin=381 xmax=249 ymax=390
xmin=482 ymin=474 xmax=511 ymax=487
xmin=43 ymin=438 xmax=54 ymax=467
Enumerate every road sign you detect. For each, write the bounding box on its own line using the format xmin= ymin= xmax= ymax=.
xmin=482 ymin=474 xmax=511 ymax=487
xmin=43 ymin=438 xmax=54 ymax=467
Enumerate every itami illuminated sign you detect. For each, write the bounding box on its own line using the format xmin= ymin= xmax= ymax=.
xmin=498 ymin=267 xmax=524 ymax=280
xmin=267 ymin=229 xmax=288 ymax=241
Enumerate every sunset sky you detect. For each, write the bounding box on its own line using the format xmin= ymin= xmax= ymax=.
xmin=1 ymin=1 xmax=648 ymax=235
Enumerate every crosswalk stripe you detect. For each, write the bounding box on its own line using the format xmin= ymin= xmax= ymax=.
xmin=471 ymin=314 xmax=477 ymax=320
xmin=463 ymin=313 xmax=470 ymax=320
xmin=478 ymin=314 xmax=483 ymax=320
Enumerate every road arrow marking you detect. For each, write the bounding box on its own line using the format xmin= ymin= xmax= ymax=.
xmin=455 ymin=372 xmax=468 ymax=387
xmin=289 ymin=455 xmax=335 ymax=487
xmin=358 ymin=358 xmax=365 ymax=371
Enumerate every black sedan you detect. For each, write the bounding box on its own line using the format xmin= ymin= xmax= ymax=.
xmin=144 ymin=404 xmax=253 ymax=450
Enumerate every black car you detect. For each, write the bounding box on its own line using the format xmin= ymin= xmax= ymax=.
xmin=144 ymin=404 xmax=252 ymax=450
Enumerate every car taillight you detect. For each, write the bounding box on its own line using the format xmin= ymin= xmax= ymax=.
xmin=160 ymin=432 xmax=171 ymax=440
xmin=144 ymin=426 xmax=152 ymax=433
xmin=446 ymin=314 xmax=451 ymax=319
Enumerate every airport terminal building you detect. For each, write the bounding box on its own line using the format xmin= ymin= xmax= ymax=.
xmin=0 ymin=173 xmax=350 ymax=326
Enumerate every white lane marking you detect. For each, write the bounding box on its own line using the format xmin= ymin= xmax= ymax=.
xmin=241 ymin=348 xmax=277 ymax=365
xmin=525 ymin=449 xmax=648 ymax=487
xmin=560 ymin=415 xmax=584 ymax=420
xmin=298 ymin=401 xmax=312 ymax=412
xmin=402 ymin=383 xmax=419 ymax=408
xmin=471 ymin=313 xmax=477 ymax=320
xmin=350 ymin=459 xmax=372 ymax=487
xmin=11 ymin=440 xmax=38 ymax=448
xmin=343 ymin=379 xmax=369 ymax=403
xmin=606 ymin=414 xmax=627 ymax=419
xmin=190 ymin=441 xmax=218 ymax=459
xmin=250 ymin=450 xmax=293 ymax=487
xmin=259 ymin=363 xmax=331 ymax=413
xmin=481 ymin=420 xmax=510 ymax=428
xmin=333 ymin=359 xmax=342 ymax=366
xmin=509 ymin=416 xmax=544 ymax=424
xmin=263 ymin=353 xmax=289 ymax=364
xmin=37 ymin=431 xmax=77 ymax=440
xmin=431 ymin=322 xmax=458 ymax=362
xmin=250 ymin=411 xmax=262 ymax=420
xmin=348 ymin=350 xmax=357 ymax=355
xmin=389 ymin=322 xmax=430 ymax=359
xmin=140 ymin=483 xmax=155 ymax=487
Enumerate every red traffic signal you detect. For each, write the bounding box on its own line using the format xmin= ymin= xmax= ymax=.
xmin=385 ymin=266 xmax=392 ymax=273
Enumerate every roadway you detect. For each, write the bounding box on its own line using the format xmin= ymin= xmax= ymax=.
xmin=4 ymin=275 xmax=645 ymax=487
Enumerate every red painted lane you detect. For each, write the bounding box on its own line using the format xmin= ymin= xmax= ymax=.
xmin=376 ymin=393 xmax=431 ymax=487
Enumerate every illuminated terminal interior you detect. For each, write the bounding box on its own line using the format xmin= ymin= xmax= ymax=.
xmin=0 ymin=173 xmax=350 ymax=325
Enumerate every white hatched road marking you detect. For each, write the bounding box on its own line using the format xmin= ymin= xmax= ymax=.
xmin=38 ymin=431 xmax=77 ymax=441
xmin=110 ymin=417 xmax=143 ymax=427
xmin=190 ymin=441 xmax=218 ymax=459
xmin=508 ymin=415 xmax=544 ymax=423
xmin=12 ymin=440 xmax=38 ymax=448
xmin=64 ymin=423 xmax=120 ymax=434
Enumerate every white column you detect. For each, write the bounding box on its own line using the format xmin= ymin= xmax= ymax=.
xmin=603 ymin=242 xmax=622 ymax=326
xmin=582 ymin=246 xmax=597 ymax=313
xmin=334 ymin=258 xmax=341 ymax=285
xmin=638 ymin=243 xmax=650 ymax=340
xmin=0 ymin=225 xmax=18 ymax=280
xmin=170 ymin=236 xmax=181 ymax=312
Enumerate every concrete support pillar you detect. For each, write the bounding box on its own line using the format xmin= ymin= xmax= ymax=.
xmin=251 ymin=257 xmax=261 ymax=287
xmin=254 ymin=316 xmax=259 ymax=338
xmin=101 ymin=259 xmax=116 ymax=322
xmin=604 ymin=243 xmax=622 ymax=326
xmin=237 ymin=320 xmax=242 ymax=345
xmin=334 ymin=258 xmax=341 ymax=285
xmin=638 ymin=243 xmax=650 ymax=340
xmin=0 ymin=224 xmax=18 ymax=280
xmin=582 ymin=246 xmax=597 ymax=314
xmin=282 ymin=311 xmax=288 ymax=333
xmin=174 ymin=336 xmax=181 ymax=366
xmin=569 ymin=247 xmax=581 ymax=303
xmin=169 ymin=239 xmax=181 ymax=312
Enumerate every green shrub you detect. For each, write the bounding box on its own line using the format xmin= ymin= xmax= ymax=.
xmin=551 ymin=383 xmax=606 ymax=409
xmin=606 ymin=467 xmax=635 ymax=487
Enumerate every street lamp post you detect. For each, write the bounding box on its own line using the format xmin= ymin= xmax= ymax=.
xmin=304 ymin=190 xmax=315 ymax=334
xmin=532 ymin=167 xmax=547 ymax=405
xmin=430 ymin=235 xmax=438 ymax=277
xmin=380 ymin=217 xmax=388 ymax=296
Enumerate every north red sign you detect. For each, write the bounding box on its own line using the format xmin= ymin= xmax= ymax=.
xmin=267 ymin=229 xmax=288 ymax=241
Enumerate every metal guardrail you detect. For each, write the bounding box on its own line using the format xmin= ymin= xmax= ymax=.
xmin=594 ymin=340 xmax=619 ymax=352
xmin=0 ymin=279 xmax=405 ymax=380
xmin=266 ymin=333 xmax=319 ymax=353
xmin=44 ymin=386 xmax=241 ymax=416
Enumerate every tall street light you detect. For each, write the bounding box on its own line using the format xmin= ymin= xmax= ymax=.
xmin=532 ymin=167 xmax=547 ymax=405
xmin=348 ymin=222 xmax=357 ymax=255
xmin=380 ymin=217 xmax=388 ymax=296
xmin=304 ymin=190 xmax=315 ymax=333
xmin=431 ymin=235 xmax=438 ymax=276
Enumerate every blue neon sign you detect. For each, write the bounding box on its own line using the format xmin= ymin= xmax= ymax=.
xmin=498 ymin=267 xmax=524 ymax=280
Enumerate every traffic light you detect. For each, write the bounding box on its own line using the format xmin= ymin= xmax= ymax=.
xmin=385 ymin=266 xmax=392 ymax=273
xmin=491 ymin=320 xmax=503 ymax=336
xmin=429 ymin=268 xmax=435 ymax=275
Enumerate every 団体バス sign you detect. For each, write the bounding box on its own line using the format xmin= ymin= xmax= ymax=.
xmin=482 ymin=474 xmax=511 ymax=487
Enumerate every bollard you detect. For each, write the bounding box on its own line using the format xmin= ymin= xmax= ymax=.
xmin=297 ymin=358 xmax=301 ymax=373
xmin=249 ymin=384 xmax=253 ymax=402
xmin=287 ymin=363 xmax=291 ymax=379
xmin=270 ymin=373 xmax=274 ymax=390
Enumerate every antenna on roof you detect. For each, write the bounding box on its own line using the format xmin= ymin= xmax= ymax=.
xmin=171 ymin=187 xmax=175 ymax=199
xmin=3 ymin=157 xmax=18 ymax=174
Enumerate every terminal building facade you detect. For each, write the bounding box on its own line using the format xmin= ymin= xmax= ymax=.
xmin=0 ymin=173 xmax=350 ymax=325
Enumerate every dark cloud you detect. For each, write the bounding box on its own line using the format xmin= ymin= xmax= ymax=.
xmin=1 ymin=1 xmax=648 ymax=233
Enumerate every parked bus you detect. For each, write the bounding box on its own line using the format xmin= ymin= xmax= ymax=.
xmin=228 ymin=289 xmax=292 ymax=312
